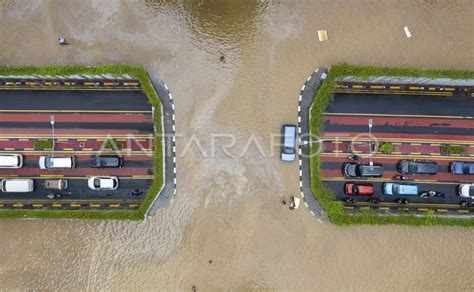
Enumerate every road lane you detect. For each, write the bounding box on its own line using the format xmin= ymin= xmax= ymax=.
xmin=0 ymin=90 xmax=151 ymax=111
xmin=0 ymin=178 xmax=152 ymax=201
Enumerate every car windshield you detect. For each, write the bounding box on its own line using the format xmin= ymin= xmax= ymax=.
xmin=463 ymin=164 xmax=474 ymax=174
xmin=45 ymin=157 xmax=52 ymax=168
xmin=283 ymin=147 xmax=295 ymax=154
xmin=409 ymin=162 xmax=418 ymax=173
xmin=393 ymin=184 xmax=399 ymax=194
xmin=93 ymin=178 xmax=101 ymax=188
xmin=470 ymin=186 xmax=474 ymax=196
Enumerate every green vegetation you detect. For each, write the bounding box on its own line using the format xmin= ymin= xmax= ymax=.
xmin=378 ymin=143 xmax=394 ymax=154
xmin=309 ymin=63 xmax=474 ymax=227
xmin=441 ymin=145 xmax=466 ymax=155
xmin=101 ymin=139 xmax=123 ymax=150
xmin=0 ymin=64 xmax=164 ymax=221
xmin=34 ymin=140 xmax=53 ymax=150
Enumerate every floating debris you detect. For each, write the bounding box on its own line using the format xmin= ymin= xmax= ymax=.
xmin=317 ymin=30 xmax=328 ymax=42
xmin=403 ymin=26 xmax=412 ymax=38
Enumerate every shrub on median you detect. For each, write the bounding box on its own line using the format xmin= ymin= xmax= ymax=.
xmin=378 ymin=143 xmax=394 ymax=154
xmin=441 ymin=145 xmax=466 ymax=155
xmin=34 ymin=140 xmax=53 ymax=150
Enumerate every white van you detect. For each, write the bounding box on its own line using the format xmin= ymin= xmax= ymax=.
xmin=39 ymin=156 xmax=75 ymax=170
xmin=280 ymin=124 xmax=297 ymax=162
xmin=1 ymin=179 xmax=34 ymax=193
xmin=0 ymin=153 xmax=23 ymax=168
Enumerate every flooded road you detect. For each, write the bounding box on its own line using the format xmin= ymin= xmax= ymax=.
xmin=1 ymin=0 xmax=473 ymax=290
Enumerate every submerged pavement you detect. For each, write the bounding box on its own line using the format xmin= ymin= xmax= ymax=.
xmin=297 ymin=67 xmax=329 ymax=222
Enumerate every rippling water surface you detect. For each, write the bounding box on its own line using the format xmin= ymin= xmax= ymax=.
xmin=0 ymin=0 xmax=473 ymax=290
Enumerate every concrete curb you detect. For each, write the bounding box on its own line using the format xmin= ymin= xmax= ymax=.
xmin=147 ymin=79 xmax=177 ymax=217
xmin=297 ymin=67 xmax=329 ymax=223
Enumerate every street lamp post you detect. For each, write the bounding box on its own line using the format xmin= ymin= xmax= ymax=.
xmin=368 ymin=118 xmax=373 ymax=166
xmin=50 ymin=116 xmax=55 ymax=158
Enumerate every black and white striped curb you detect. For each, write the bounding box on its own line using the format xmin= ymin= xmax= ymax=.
xmin=297 ymin=67 xmax=329 ymax=222
xmin=145 ymin=79 xmax=178 ymax=218
xmin=164 ymin=83 xmax=177 ymax=197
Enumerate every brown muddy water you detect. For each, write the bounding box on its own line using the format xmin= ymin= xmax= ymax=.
xmin=1 ymin=0 xmax=473 ymax=290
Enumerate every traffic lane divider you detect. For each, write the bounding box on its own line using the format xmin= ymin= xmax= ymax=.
xmin=0 ymin=138 xmax=154 ymax=152
xmin=321 ymin=131 xmax=474 ymax=143
xmin=321 ymin=167 xmax=474 ymax=184
xmin=320 ymin=152 xmax=474 ymax=162
xmin=19 ymin=154 xmax=153 ymax=161
xmin=0 ymin=175 xmax=153 ymax=180
xmin=321 ymin=141 xmax=474 ymax=157
xmin=0 ymin=202 xmax=142 ymax=210
xmin=0 ymin=128 xmax=146 ymax=136
xmin=322 ymin=115 xmax=474 ymax=129
xmin=333 ymin=89 xmax=453 ymax=96
xmin=320 ymin=155 xmax=453 ymax=165
xmin=0 ymin=112 xmax=152 ymax=123
xmin=324 ymin=112 xmax=474 ymax=120
xmin=0 ymin=86 xmax=141 ymax=92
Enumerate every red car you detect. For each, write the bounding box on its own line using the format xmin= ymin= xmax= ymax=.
xmin=344 ymin=182 xmax=375 ymax=196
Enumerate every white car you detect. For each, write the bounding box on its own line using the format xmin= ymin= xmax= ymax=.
xmin=0 ymin=153 xmax=23 ymax=168
xmin=1 ymin=179 xmax=34 ymax=193
xmin=39 ymin=156 xmax=75 ymax=170
xmin=458 ymin=184 xmax=474 ymax=198
xmin=88 ymin=176 xmax=119 ymax=191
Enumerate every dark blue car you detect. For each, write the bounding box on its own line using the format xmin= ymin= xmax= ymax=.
xmin=450 ymin=161 xmax=474 ymax=174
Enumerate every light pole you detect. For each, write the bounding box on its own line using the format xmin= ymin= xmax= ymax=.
xmin=50 ymin=116 xmax=55 ymax=158
xmin=368 ymin=118 xmax=373 ymax=166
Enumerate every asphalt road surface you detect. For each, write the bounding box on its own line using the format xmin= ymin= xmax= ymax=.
xmin=0 ymin=90 xmax=151 ymax=111
xmin=321 ymin=92 xmax=474 ymax=209
xmin=0 ymin=88 xmax=155 ymax=203
xmin=325 ymin=93 xmax=474 ymax=116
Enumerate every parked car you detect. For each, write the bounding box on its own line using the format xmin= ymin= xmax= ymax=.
xmin=343 ymin=163 xmax=383 ymax=178
xmin=1 ymin=179 xmax=34 ymax=193
xmin=0 ymin=153 xmax=23 ymax=168
xmin=398 ymin=160 xmax=437 ymax=175
xmin=280 ymin=124 xmax=297 ymax=162
xmin=39 ymin=156 xmax=75 ymax=170
xmin=458 ymin=184 xmax=474 ymax=198
xmin=88 ymin=176 xmax=119 ymax=190
xmin=383 ymin=182 xmax=419 ymax=196
xmin=89 ymin=156 xmax=123 ymax=168
xmin=344 ymin=182 xmax=375 ymax=196
xmin=450 ymin=161 xmax=474 ymax=175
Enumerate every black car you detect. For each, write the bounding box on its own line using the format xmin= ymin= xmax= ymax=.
xmin=450 ymin=161 xmax=474 ymax=174
xmin=343 ymin=163 xmax=383 ymax=178
xmin=89 ymin=156 xmax=123 ymax=168
xmin=398 ymin=160 xmax=437 ymax=175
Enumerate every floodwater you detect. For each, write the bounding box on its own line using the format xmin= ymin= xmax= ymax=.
xmin=1 ymin=0 xmax=473 ymax=290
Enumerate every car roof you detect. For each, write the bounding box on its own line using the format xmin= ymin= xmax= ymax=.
xmin=100 ymin=179 xmax=114 ymax=188
xmin=51 ymin=157 xmax=73 ymax=167
xmin=359 ymin=164 xmax=383 ymax=174
xmin=282 ymin=125 xmax=296 ymax=148
xmin=0 ymin=155 xmax=19 ymax=166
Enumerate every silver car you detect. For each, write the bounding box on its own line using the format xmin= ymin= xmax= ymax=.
xmin=458 ymin=184 xmax=474 ymax=198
